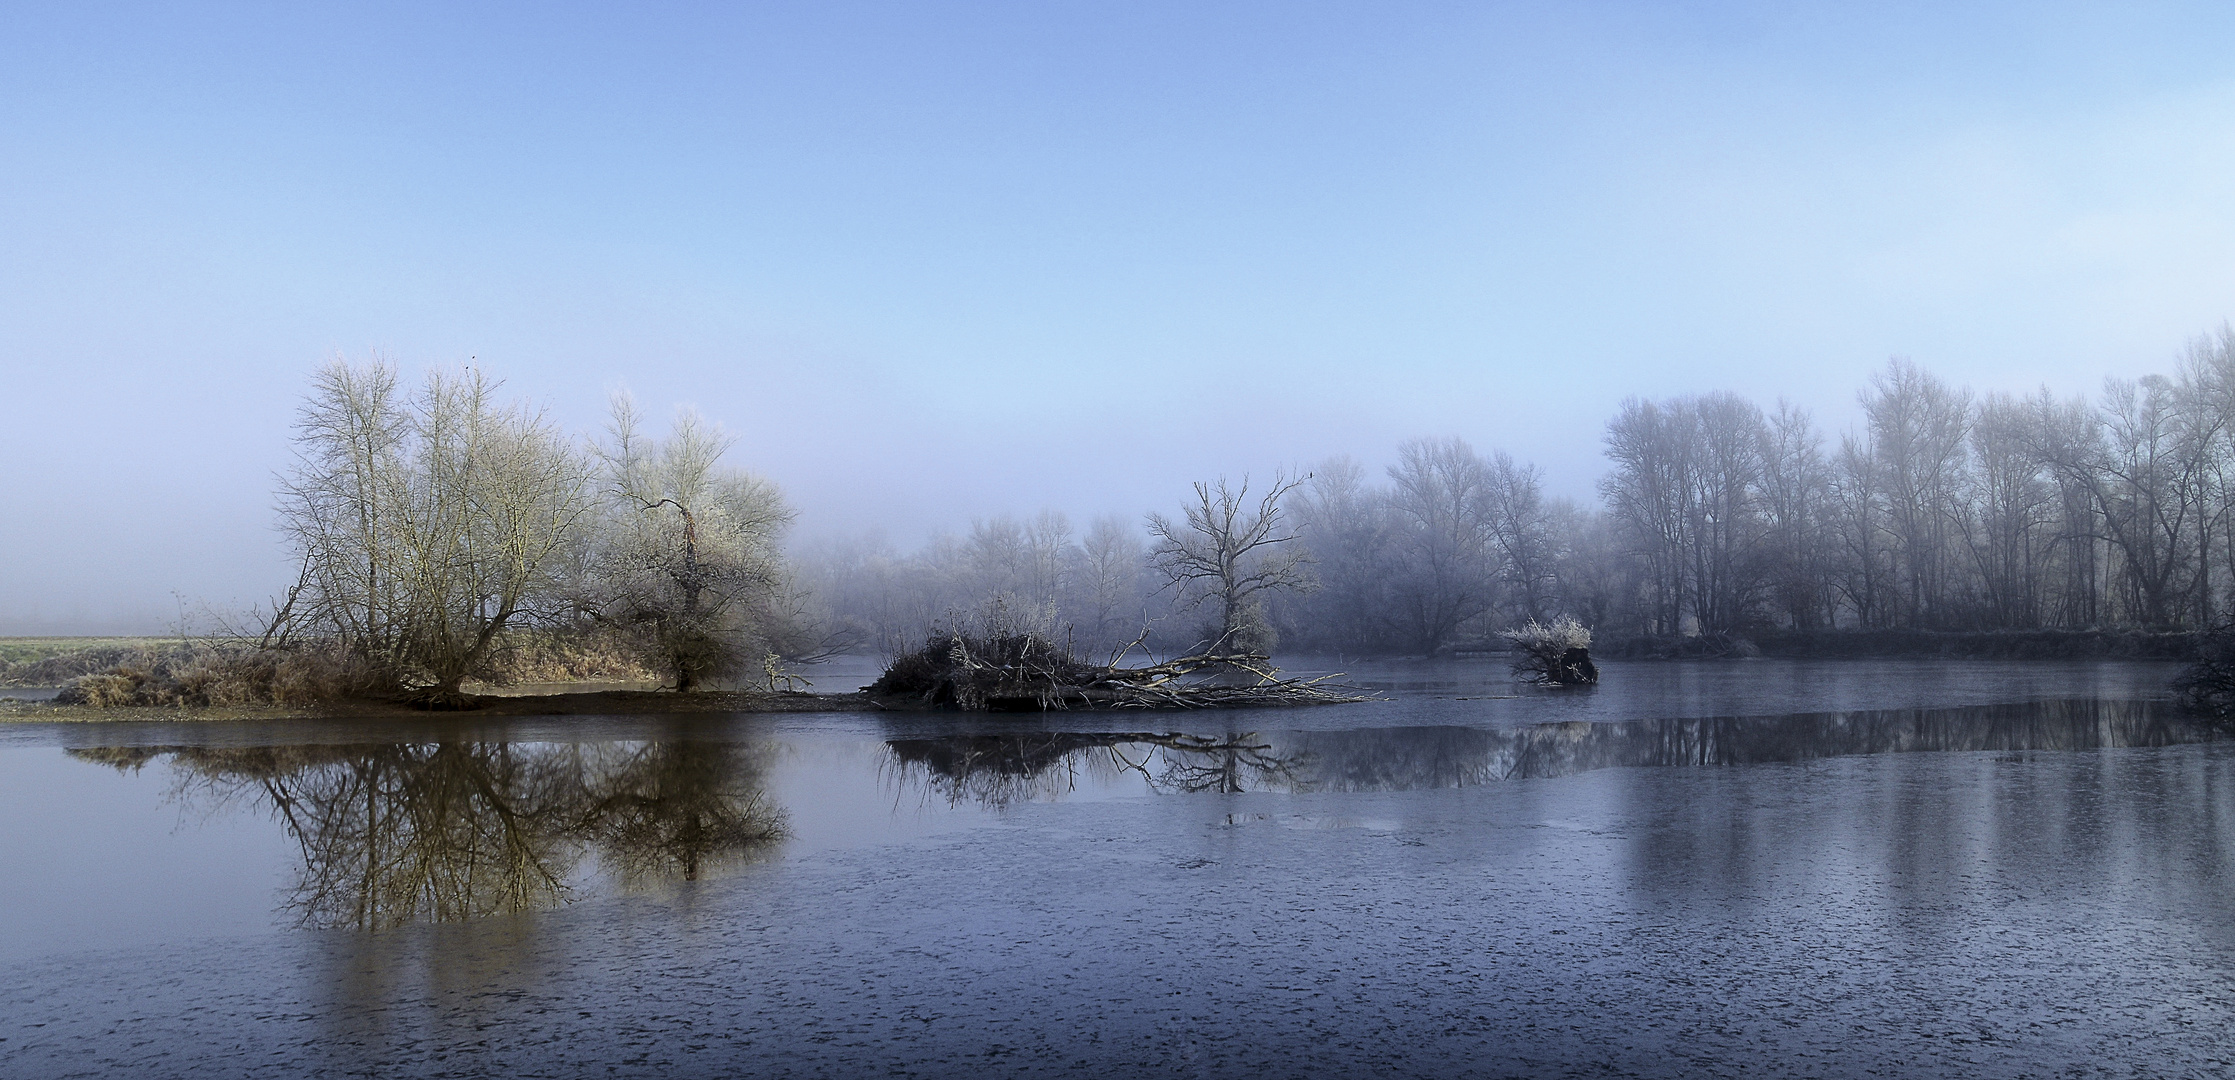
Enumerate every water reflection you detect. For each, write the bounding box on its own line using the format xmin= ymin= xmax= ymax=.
xmin=885 ymin=732 xmax=1302 ymax=805
xmin=885 ymin=699 xmax=2219 ymax=807
xmin=69 ymin=740 xmax=786 ymax=929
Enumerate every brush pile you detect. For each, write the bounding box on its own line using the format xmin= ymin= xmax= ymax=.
xmin=865 ymin=631 xmax=1369 ymax=711
xmin=1500 ymin=617 xmax=1600 ymax=686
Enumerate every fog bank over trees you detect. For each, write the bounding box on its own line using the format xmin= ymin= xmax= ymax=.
xmin=798 ymin=329 xmax=2235 ymax=656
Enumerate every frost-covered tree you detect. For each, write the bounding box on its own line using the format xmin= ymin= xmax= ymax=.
xmin=584 ymin=395 xmax=796 ymax=690
xmin=274 ymin=358 xmax=592 ymax=702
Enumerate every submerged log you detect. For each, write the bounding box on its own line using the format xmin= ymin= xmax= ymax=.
xmin=865 ymin=632 xmax=1370 ymax=711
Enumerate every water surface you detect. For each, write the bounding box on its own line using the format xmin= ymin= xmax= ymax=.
xmin=3 ymin=658 xmax=2230 ymax=1078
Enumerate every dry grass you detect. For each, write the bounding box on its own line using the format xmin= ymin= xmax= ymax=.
xmin=47 ymin=642 xmax=380 ymax=708
xmin=0 ymin=638 xmax=185 ymax=685
xmin=478 ymin=627 xmax=663 ymax=686
xmin=13 ymin=626 xmax=668 ymax=709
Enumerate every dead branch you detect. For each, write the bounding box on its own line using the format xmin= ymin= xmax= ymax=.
xmin=865 ymin=632 xmax=1373 ymax=711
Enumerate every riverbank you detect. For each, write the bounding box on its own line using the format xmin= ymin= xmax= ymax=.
xmin=0 ymin=687 xmax=880 ymax=723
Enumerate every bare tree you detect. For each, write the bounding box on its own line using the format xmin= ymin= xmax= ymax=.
xmin=1066 ymin=514 xmax=1146 ymax=657
xmin=1683 ymin=392 xmax=1768 ymax=633
xmin=1859 ymin=359 xmax=1971 ymax=628
xmin=1962 ymin=392 xmax=2057 ymax=628
xmin=1384 ymin=438 xmax=1497 ymax=652
xmin=1287 ymin=456 xmax=1397 ymax=653
xmin=273 ymin=360 xmax=409 ymax=661
xmin=275 ymin=358 xmax=593 ymax=702
xmin=2053 ymin=375 xmax=2212 ymax=628
xmin=1550 ymin=502 xmax=1623 ymax=630
xmin=1601 ymin=398 xmax=1690 ymax=634
xmin=1758 ymin=401 xmax=1834 ymax=629
xmin=1147 ymin=473 xmax=1312 ymax=652
xmin=1483 ymin=451 xmax=1561 ymax=626
xmin=2030 ymin=390 xmax=2108 ymax=628
xmin=964 ymin=516 xmax=1031 ymax=604
xmin=1828 ymin=431 xmax=1890 ymax=628
xmin=587 ymin=395 xmax=796 ymax=690
xmin=1601 ymin=394 xmax=1767 ymax=635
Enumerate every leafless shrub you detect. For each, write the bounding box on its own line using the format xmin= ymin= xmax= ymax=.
xmin=477 ymin=626 xmax=663 ymax=685
xmin=1500 ymin=617 xmax=1598 ymax=685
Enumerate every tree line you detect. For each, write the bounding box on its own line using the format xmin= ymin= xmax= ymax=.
xmin=803 ymin=329 xmax=2235 ymax=656
xmin=273 ymin=332 xmax=2235 ymax=691
xmin=1585 ymin=336 xmax=2235 ymax=640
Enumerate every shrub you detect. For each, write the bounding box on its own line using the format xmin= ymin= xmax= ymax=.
xmin=51 ymin=643 xmax=378 ymax=708
xmin=1499 ymin=617 xmax=1600 ymax=685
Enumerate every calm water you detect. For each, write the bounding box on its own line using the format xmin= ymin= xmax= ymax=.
xmin=3 ymin=658 xmax=2232 ymax=1078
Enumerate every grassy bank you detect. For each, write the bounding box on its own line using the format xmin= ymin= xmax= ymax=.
xmin=0 ymin=687 xmax=876 ymax=723
xmin=0 ymin=632 xmax=669 ymax=702
xmin=0 ymin=637 xmax=183 ymax=682
xmin=0 ymin=635 xmax=874 ymax=721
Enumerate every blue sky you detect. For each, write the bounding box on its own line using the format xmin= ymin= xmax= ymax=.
xmin=7 ymin=2 xmax=2235 ymax=631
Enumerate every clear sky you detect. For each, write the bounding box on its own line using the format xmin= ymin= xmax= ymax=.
xmin=7 ymin=1 xmax=2235 ymax=632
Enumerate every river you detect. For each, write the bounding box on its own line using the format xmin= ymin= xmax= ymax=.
xmin=2 ymin=657 xmax=2229 ymax=1077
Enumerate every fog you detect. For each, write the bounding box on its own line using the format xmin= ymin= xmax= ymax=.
xmin=8 ymin=3 xmax=2235 ymax=633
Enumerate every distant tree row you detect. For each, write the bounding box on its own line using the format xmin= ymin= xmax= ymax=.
xmin=1589 ymin=335 xmax=2235 ymax=637
xmin=800 ymin=327 xmax=2235 ymax=656
xmin=794 ymin=512 xmax=1157 ymax=659
xmin=276 ymin=330 xmax=2235 ymax=680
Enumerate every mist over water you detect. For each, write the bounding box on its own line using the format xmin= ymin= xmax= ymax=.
xmin=12 ymin=6 xmax=2235 ymax=1078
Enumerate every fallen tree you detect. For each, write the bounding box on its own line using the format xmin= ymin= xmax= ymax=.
xmin=865 ymin=631 xmax=1370 ymax=711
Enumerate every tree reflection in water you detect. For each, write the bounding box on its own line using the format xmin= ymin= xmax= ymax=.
xmin=885 ymin=732 xmax=1306 ymax=806
xmin=886 ymin=699 xmax=2219 ymax=808
xmin=884 ymin=732 xmax=1304 ymax=806
xmin=1128 ymin=734 xmax=1303 ymax=794
xmin=577 ymin=741 xmax=785 ymax=886
xmin=68 ymin=740 xmax=786 ymax=929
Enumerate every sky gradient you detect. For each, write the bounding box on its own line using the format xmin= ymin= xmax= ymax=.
xmin=7 ymin=1 xmax=2235 ymax=632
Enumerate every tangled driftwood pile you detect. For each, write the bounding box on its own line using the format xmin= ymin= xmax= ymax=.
xmin=865 ymin=632 xmax=1369 ymax=711
xmin=1500 ymin=617 xmax=1600 ymax=686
